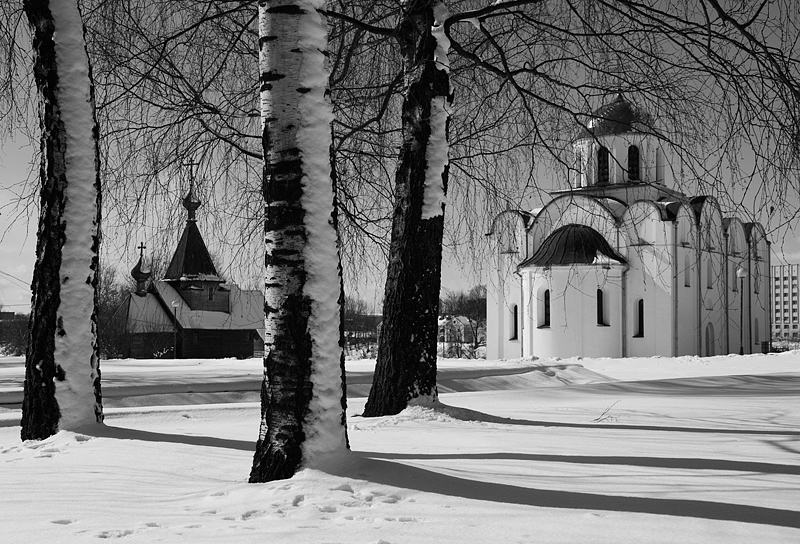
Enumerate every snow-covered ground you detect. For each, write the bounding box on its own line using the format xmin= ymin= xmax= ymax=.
xmin=1 ymin=352 xmax=799 ymax=543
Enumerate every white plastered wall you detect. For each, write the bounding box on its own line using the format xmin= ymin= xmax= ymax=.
xmin=523 ymin=265 xmax=624 ymax=359
xmin=486 ymin=212 xmax=525 ymax=359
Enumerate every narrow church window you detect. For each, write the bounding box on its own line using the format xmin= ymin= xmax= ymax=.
xmin=684 ymin=255 xmax=691 ymax=287
xmin=732 ymin=265 xmax=738 ymax=292
xmin=678 ymin=219 xmax=690 ymax=246
xmin=538 ymin=289 xmax=551 ymax=328
xmin=597 ymin=147 xmax=609 ymax=185
xmin=705 ymin=323 xmax=715 ymax=356
xmin=707 ymin=260 xmax=713 ymax=289
xmin=575 ymin=152 xmax=583 ymax=186
xmin=634 ymin=299 xmax=645 ymax=337
xmin=596 ymin=289 xmax=607 ymax=326
xmin=208 ymin=286 xmax=215 ymax=301
xmin=510 ymin=305 xmax=519 ymax=340
xmin=656 ymin=148 xmax=665 ymax=183
xmin=628 ymin=145 xmax=640 ymax=181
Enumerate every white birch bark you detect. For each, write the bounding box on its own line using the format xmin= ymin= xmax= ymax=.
xmin=251 ymin=0 xmax=347 ymax=482
xmin=50 ymin=0 xmax=102 ymax=431
xmin=422 ymin=2 xmax=451 ymax=220
xmin=22 ymin=0 xmax=103 ymax=439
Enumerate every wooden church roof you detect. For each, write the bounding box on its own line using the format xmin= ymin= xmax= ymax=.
xmin=163 ymin=184 xmax=221 ymax=281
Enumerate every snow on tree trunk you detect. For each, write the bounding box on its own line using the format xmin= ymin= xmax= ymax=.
xmin=21 ymin=0 xmax=103 ymax=440
xmin=363 ymin=1 xmax=451 ymax=417
xmin=249 ymin=0 xmax=348 ymax=483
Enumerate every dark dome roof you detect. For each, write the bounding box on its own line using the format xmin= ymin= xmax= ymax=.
xmin=582 ymin=94 xmax=654 ymax=138
xmin=520 ymin=224 xmax=626 ymax=267
xmin=130 ymin=255 xmax=152 ymax=282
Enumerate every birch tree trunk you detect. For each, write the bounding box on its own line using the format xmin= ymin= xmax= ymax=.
xmin=363 ymin=1 xmax=451 ymax=417
xmin=21 ymin=0 xmax=103 ymax=440
xmin=250 ymin=0 xmax=348 ymax=483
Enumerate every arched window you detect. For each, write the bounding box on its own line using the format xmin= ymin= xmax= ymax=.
xmin=707 ymin=260 xmax=713 ymax=289
xmin=634 ymin=298 xmax=645 ymax=337
xmin=539 ymin=289 xmax=551 ymax=328
xmin=596 ymin=289 xmax=607 ymax=326
xmin=628 ymin=145 xmax=640 ymax=181
xmin=510 ymin=305 xmax=519 ymax=340
xmin=597 ymin=146 xmax=610 ymax=185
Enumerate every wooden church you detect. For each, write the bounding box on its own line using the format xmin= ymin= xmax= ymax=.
xmin=122 ymin=185 xmax=264 ymax=359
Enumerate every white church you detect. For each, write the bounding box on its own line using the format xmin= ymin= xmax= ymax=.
xmin=487 ymin=94 xmax=770 ymax=359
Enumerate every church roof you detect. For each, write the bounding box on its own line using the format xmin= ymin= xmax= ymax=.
xmin=520 ymin=224 xmax=627 ymax=268
xmin=582 ymin=94 xmax=654 ymax=138
xmin=163 ymin=185 xmax=221 ymax=281
xmin=164 ymin=221 xmax=220 ymax=280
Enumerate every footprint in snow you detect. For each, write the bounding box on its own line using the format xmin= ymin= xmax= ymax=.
xmin=96 ymin=529 xmax=135 ymax=539
xmin=291 ymin=495 xmax=304 ymax=507
xmin=236 ymin=510 xmax=264 ymax=521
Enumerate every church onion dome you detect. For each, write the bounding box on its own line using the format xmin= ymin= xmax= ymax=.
xmin=520 ymin=224 xmax=627 ymax=267
xmin=130 ymin=255 xmax=151 ymax=282
xmin=581 ymin=94 xmax=655 ymax=138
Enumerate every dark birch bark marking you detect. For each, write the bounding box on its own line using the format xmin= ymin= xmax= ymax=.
xmin=363 ymin=1 xmax=451 ymax=417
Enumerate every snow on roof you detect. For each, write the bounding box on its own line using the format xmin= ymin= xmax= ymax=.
xmin=126 ymin=282 xmax=264 ymax=335
xmin=154 ymin=282 xmax=264 ymax=332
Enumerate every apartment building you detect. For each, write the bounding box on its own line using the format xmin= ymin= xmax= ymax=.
xmin=772 ymin=264 xmax=800 ymax=340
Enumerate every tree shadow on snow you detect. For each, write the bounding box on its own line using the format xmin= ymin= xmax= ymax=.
xmin=422 ymin=401 xmax=800 ymax=436
xmin=329 ymin=452 xmax=800 ymax=530
xmin=81 ymin=424 xmax=254 ymax=451
xmin=357 ymin=450 xmax=800 ymax=476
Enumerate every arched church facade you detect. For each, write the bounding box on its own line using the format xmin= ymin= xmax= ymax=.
xmin=487 ymin=95 xmax=770 ymax=359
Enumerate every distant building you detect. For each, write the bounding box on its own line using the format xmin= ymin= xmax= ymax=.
xmin=438 ymin=315 xmax=483 ymax=346
xmin=123 ymin=185 xmax=264 ymax=359
xmin=772 ymin=264 xmax=800 ymax=340
xmin=487 ymin=95 xmax=769 ymax=359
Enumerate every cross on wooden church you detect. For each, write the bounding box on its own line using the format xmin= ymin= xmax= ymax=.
xmin=137 ymin=242 xmax=146 ymax=257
